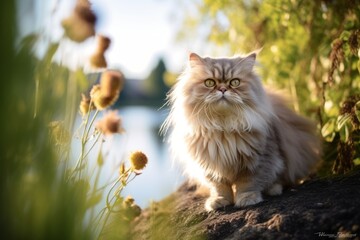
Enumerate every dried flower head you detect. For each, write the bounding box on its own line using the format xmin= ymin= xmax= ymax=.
xmin=340 ymin=95 xmax=360 ymax=128
xmin=95 ymin=110 xmax=125 ymax=135
xmin=349 ymin=30 xmax=360 ymax=55
xmin=100 ymin=70 xmax=123 ymax=98
xmin=75 ymin=0 xmax=96 ymax=23
xmin=328 ymin=38 xmax=344 ymax=84
xmin=90 ymin=84 xmax=104 ymax=110
xmin=90 ymin=35 xmax=111 ymax=69
xmin=90 ymin=84 xmax=114 ymax=110
xmin=98 ymin=35 xmax=111 ymax=52
xmin=89 ymin=71 xmax=124 ymax=110
xmin=129 ymin=151 xmax=148 ymax=171
xmin=124 ymin=196 xmax=135 ymax=206
xmin=122 ymin=196 xmax=141 ymax=219
xmin=90 ymin=52 xmax=107 ymax=69
xmin=61 ymin=0 xmax=96 ymax=42
xmin=79 ymin=94 xmax=95 ymax=115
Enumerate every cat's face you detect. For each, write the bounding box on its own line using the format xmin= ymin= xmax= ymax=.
xmin=181 ymin=52 xmax=261 ymax=114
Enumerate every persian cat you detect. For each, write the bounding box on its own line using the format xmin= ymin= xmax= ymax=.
xmin=162 ymin=52 xmax=321 ymax=211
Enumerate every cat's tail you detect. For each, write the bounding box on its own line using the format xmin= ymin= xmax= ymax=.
xmin=268 ymin=92 xmax=322 ymax=184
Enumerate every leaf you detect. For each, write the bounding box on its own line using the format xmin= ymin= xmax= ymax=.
xmin=44 ymin=43 xmax=59 ymax=63
xmin=340 ymin=30 xmax=351 ymax=41
xmin=339 ymin=123 xmax=351 ymax=142
xmin=337 ymin=113 xmax=351 ymax=130
xmin=18 ymin=33 xmax=39 ymax=51
xmin=97 ymin=150 xmax=104 ymax=166
xmin=356 ymin=101 xmax=360 ymax=122
xmin=321 ymin=118 xmax=336 ymax=142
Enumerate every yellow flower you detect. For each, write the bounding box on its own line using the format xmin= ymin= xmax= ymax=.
xmin=129 ymin=151 xmax=148 ymax=171
xmin=122 ymin=196 xmax=141 ymax=219
xmin=124 ymin=196 xmax=135 ymax=206
xmin=95 ymin=110 xmax=125 ymax=136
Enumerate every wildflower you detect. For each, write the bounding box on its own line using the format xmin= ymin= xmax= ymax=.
xmin=100 ymin=70 xmax=123 ymax=98
xmin=97 ymin=35 xmax=111 ymax=52
xmin=95 ymin=110 xmax=125 ymax=136
xmin=79 ymin=94 xmax=95 ymax=116
xmin=90 ymin=35 xmax=111 ymax=69
xmin=89 ymin=71 xmax=123 ymax=110
xmin=122 ymin=196 xmax=141 ymax=219
xmin=124 ymin=196 xmax=135 ymax=206
xmin=61 ymin=0 xmax=96 ymax=43
xmin=90 ymin=84 xmax=117 ymax=111
xmin=129 ymin=151 xmax=148 ymax=171
xmin=90 ymin=84 xmax=107 ymax=110
xmin=90 ymin=52 xmax=107 ymax=69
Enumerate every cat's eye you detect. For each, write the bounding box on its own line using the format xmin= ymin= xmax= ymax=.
xmin=204 ymin=79 xmax=216 ymax=87
xmin=229 ymin=78 xmax=241 ymax=87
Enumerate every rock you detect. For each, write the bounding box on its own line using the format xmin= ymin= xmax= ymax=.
xmin=130 ymin=168 xmax=360 ymax=240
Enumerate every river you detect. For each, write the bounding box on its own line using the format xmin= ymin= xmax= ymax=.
xmin=89 ymin=106 xmax=184 ymax=208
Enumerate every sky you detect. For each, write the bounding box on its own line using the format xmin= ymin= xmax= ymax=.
xmin=90 ymin=0 xmax=186 ymax=79
xmin=18 ymin=0 xmax=205 ymax=79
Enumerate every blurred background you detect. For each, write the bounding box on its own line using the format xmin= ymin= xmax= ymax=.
xmin=1 ymin=0 xmax=359 ymax=239
xmin=16 ymin=0 xmax=202 ymax=208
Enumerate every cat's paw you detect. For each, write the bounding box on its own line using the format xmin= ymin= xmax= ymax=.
xmin=205 ymin=196 xmax=232 ymax=211
xmin=234 ymin=191 xmax=262 ymax=208
xmin=266 ymin=183 xmax=283 ymax=196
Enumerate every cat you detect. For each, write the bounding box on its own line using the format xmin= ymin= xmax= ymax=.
xmin=162 ymin=52 xmax=321 ymax=211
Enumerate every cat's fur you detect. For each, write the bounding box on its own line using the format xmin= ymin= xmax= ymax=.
xmin=162 ymin=52 xmax=321 ymax=211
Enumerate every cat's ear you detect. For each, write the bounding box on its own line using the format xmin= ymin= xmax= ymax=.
xmin=241 ymin=52 xmax=257 ymax=70
xmin=189 ymin=52 xmax=203 ymax=68
xmin=236 ymin=52 xmax=257 ymax=72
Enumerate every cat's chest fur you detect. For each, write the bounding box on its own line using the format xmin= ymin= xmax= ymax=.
xmin=185 ymin=129 xmax=264 ymax=182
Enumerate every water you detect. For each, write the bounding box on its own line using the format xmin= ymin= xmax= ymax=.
xmin=95 ymin=106 xmax=184 ymax=208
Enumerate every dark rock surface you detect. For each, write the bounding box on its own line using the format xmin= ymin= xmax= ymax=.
xmin=131 ymin=168 xmax=360 ymax=240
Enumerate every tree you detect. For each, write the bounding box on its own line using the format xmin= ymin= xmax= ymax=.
xmin=143 ymin=58 xmax=170 ymax=105
xmin=179 ymin=0 xmax=360 ymax=174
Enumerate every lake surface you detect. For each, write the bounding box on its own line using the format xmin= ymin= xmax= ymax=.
xmin=92 ymin=106 xmax=184 ymax=208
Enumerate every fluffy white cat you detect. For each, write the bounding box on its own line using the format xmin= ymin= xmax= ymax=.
xmin=162 ymin=52 xmax=321 ymax=211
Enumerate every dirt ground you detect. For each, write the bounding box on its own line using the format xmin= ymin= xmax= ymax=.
xmin=131 ymin=167 xmax=360 ymax=240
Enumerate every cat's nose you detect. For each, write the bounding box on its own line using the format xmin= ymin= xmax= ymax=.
xmin=218 ymin=87 xmax=227 ymax=93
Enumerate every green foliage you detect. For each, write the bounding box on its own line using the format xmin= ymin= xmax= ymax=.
xmin=180 ymin=0 xmax=360 ymax=174
xmin=0 ymin=2 xmax=92 ymax=239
